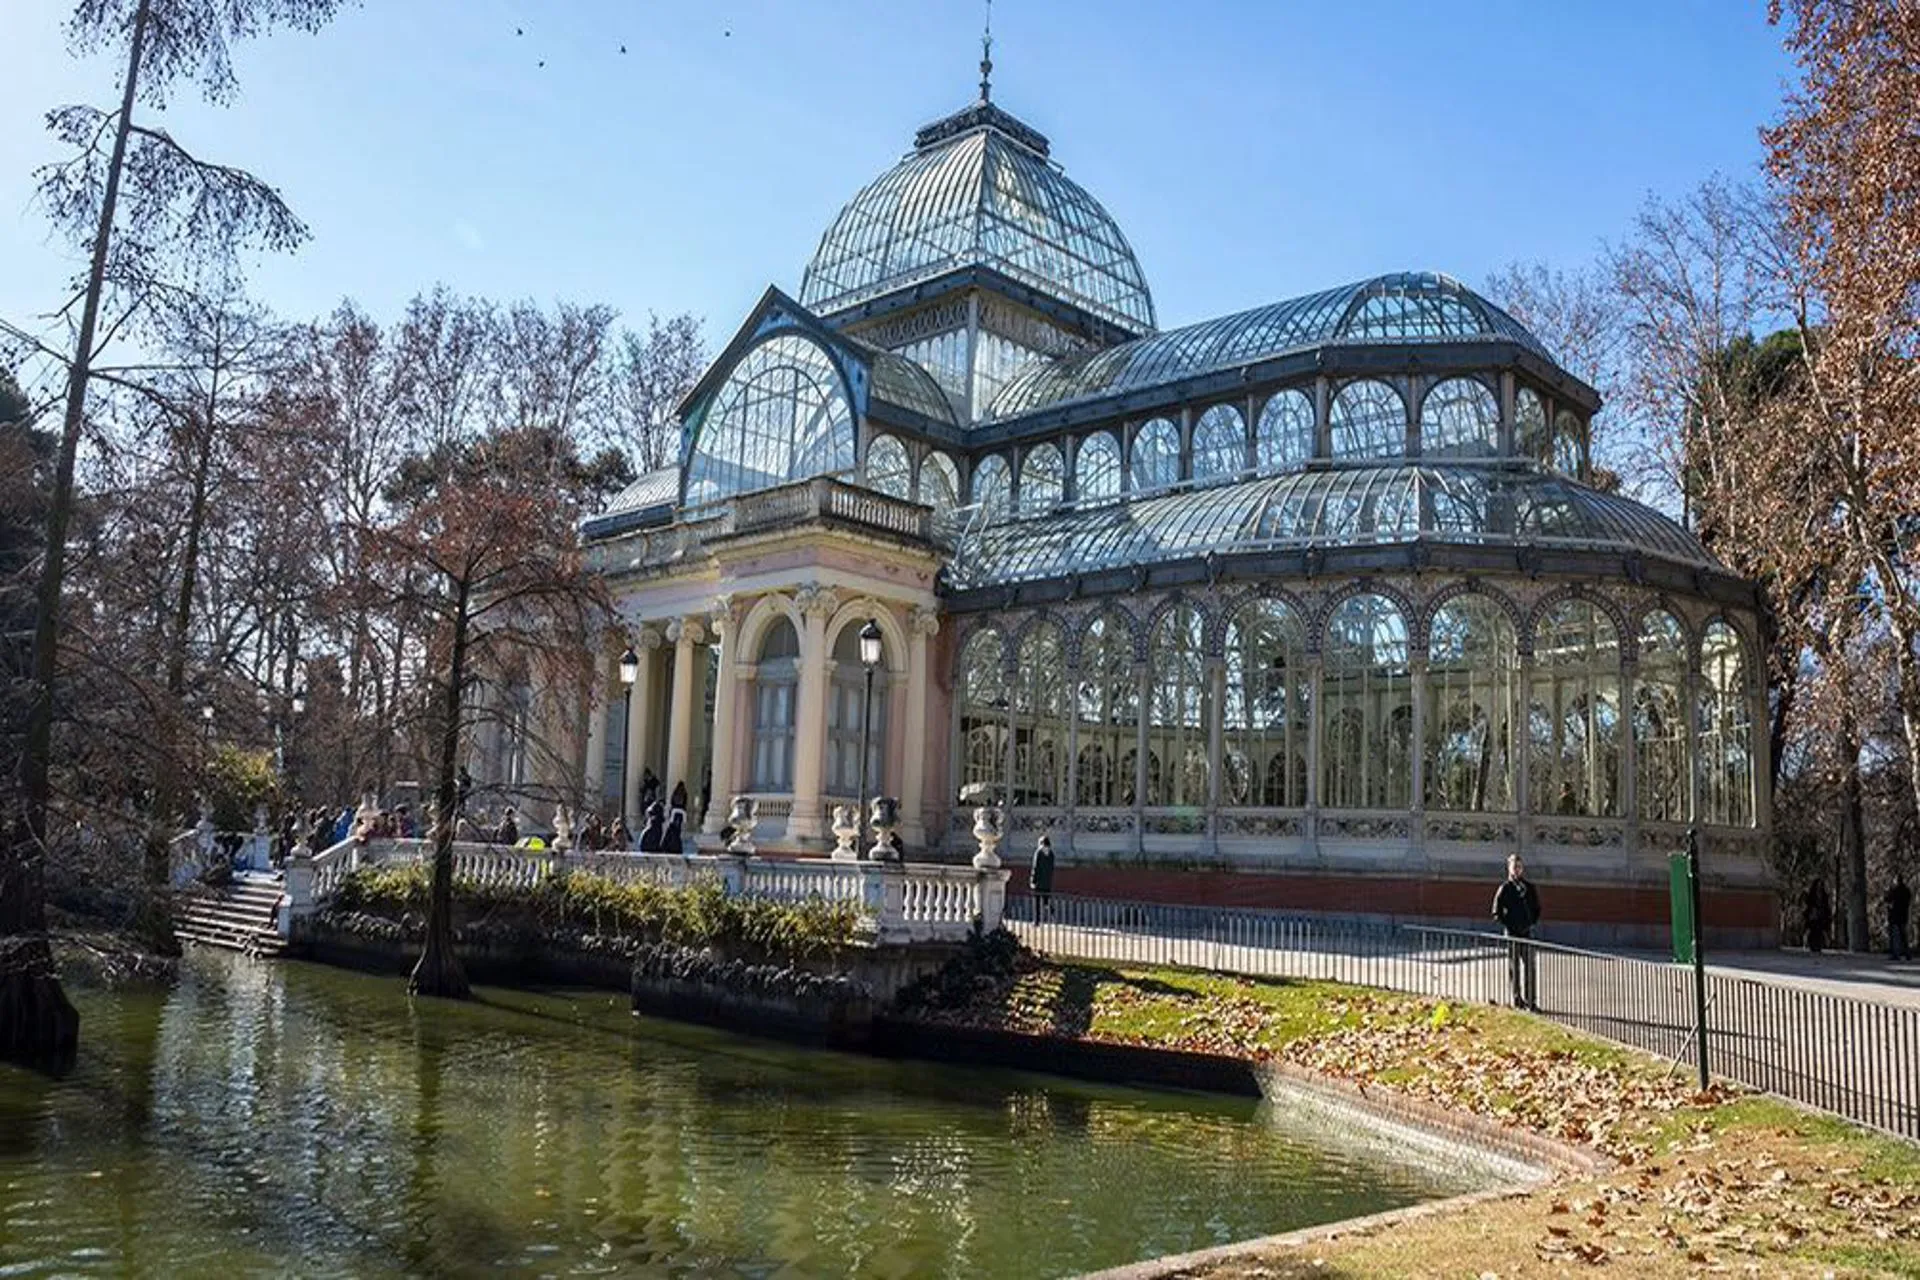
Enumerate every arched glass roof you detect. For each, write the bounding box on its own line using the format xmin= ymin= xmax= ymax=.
xmin=988 ymin=273 xmax=1551 ymax=420
xmin=799 ymin=103 xmax=1155 ymax=333
xmin=946 ymin=464 xmax=1715 ymax=589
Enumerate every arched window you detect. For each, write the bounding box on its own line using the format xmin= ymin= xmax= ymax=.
xmin=1018 ymin=443 xmax=1064 ymax=516
xmin=1698 ymin=620 xmax=1754 ymax=827
xmin=686 ymin=334 xmax=854 ymax=502
xmin=1320 ymin=594 xmax=1411 ymax=808
xmin=1224 ymin=599 xmax=1309 ymax=807
xmin=1131 ymin=418 xmax=1180 ymax=492
xmin=1191 ymin=405 xmax=1246 ymax=482
xmin=1528 ymin=602 xmax=1621 ymax=817
xmin=1076 ymin=611 xmax=1136 ymax=807
xmin=1552 ymin=410 xmax=1584 ymax=476
xmin=1515 ymin=388 xmax=1549 ymax=463
xmin=1424 ymin=596 xmax=1516 ymax=811
xmin=1256 ymin=389 xmax=1314 ymax=472
xmin=1012 ymin=623 xmax=1070 ymax=806
xmin=957 ymin=628 xmax=1007 ymax=801
xmin=1420 ymin=378 xmax=1498 ymax=460
xmin=1329 ymin=380 xmax=1406 ymax=461
xmin=865 ymin=434 xmax=911 ymax=498
xmin=971 ymin=454 xmax=1012 ymax=522
xmin=1147 ymin=606 xmax=1210 ymax=806
xmin=1076 ymin=431 xmax=1122 ymax=503
xmin=1635 ymin=611 xmax=1688 ymax=823
xmin=920 ymin=450 xmax=961 ymax=515
xmin=750 ymin=616 xmax=801 ymax=790
xmin=827 ymin=623 xmax=887 ymax=797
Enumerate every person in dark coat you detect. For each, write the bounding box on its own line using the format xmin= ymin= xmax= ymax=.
xmin=1806 ymin=879 xmax=1832 ymax=954
xmin=1886 ymin=874 xmax=1912 ymax=962
xmin=669 ymin=781 xmax=688 ymax=814
xmin=497 ymin=807 xmax=519 ymax=847
xmin=637 ymin=802 xmax=666 ymax=853
xmin=1492 ymin=853 xmax=1541 ymax=1010
xmin=660 ymin=809 xmax=685 ymax=855
xmin=1029 ymin=834 xmax=1056 ymax=919
xmin=640 ymin=768 xmax=660 ymax=810
xmin=608 ymin=817 xmax=631 ymax=851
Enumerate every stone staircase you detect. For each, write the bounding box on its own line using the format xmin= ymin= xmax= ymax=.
xmin=174 ymin=870 xmax=287 ymax=957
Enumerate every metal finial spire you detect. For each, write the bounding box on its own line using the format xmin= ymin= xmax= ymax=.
xmin=979 ymin=0 xmax=993 ymax=101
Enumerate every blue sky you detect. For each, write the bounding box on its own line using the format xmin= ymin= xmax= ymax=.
xmin=1 ymin=0 xmax=1794 ymax=349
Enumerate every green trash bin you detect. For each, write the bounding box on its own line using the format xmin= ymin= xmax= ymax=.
xmin=1669 ymin=852 xmax=1697 ymax=964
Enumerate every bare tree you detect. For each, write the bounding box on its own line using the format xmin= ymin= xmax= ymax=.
xmin=609 ymin=313 xmax=704 ymax=473
xmin=5 ymin=0 xmax=344 ymax=1073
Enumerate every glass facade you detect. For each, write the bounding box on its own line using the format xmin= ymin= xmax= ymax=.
xmin=685 ymin=334 xmax=854 ymax=504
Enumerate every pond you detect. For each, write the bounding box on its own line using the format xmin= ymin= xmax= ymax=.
xmin=0 ymin=951 xmax=1488 ymax=1278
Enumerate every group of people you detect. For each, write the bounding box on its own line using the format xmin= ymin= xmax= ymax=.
xmin=1803 ymin=874 xmax=1911 ymax=960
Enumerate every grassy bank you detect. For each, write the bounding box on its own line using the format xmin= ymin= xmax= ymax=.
xmin=902 ymin=943 xmax=1920 ymax=1277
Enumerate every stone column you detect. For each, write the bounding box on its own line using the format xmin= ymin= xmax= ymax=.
xmin=623 ymin=624 xmax=663 ymax=823
xmin=582 ymin=648 xmax=611 ymax=813
xmin=664 ymin=615 xmax=707 ymax=802
xmin=788 ymin=585 xmax=837 ymax=840
xmin=901 ymin=605 xmax=939 ymax=847
xmin=1515 ymin=651 xmax=1535 ymax=848
xmin=704 ymin=598 xmax=742 ymax=835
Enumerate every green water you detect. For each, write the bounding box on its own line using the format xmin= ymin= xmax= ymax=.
xmin=0 ymin=952 xmax=1480 ymax=1278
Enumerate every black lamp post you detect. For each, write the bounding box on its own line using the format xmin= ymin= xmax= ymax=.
xmin=618 ymin=645 xmax=640 ymax=822
xmin=856 ymin=618 xmax=883 ymax=856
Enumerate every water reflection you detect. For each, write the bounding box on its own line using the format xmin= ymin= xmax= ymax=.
xmin=0 ymin=952 xmax=1484 ymax=1277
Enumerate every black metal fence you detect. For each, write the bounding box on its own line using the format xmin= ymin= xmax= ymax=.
xmin=1008 ymin=893 xmax=1920 ymax=1142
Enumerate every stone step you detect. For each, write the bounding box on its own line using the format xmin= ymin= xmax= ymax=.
xmin=173 ymin=883 xmax=287 ymax=957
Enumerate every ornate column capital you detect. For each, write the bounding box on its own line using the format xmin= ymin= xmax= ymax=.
xmin=910 ymin=604 xmax=942 ymax=638
xmin=795 ymin=582 xmax=840 ymax=619
xmin=635 ymin=623 xmax=665 ymax=651
xmin=709 ymin=593 xmax=740 ymax=636
xmin=666 ymin=616 xmax=707 ymax=646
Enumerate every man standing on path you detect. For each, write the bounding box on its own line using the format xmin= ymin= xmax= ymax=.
xmin=1029 ymin=834 xmax=1056 ymax=920
xmin=1886 ymin=874 xmax=1911 ymax=963
xmin=1494 ymin=853 xmax=1541 ymax=1010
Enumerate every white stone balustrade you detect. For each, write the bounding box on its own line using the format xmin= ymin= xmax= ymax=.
xmin=282 ymin=839 xmax=1009 ymax=945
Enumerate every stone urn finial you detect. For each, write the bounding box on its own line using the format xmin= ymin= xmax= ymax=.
xmin=725 ymin=796 xmax=758 ymax=857
xmin=830 ymin=803 xmax=860 ymax=861
xmin=972 ymin=804 xmax=1004 ymax=869
xmin=867 ymin=796 xmax=901 ymax=862
xmin=552 ymin=802 xmax=573 ymax=853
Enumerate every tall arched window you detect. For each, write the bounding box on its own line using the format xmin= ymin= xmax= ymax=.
xmin=1330 ymin=380 xmax=1406 ymax=461
xmin=1528 ymin=602 xmax=1621 ymax=817
xmin=1191 ymin=405 xmax=1246 ymax=482
xmin=957 ymin=628 xmax=1007 ymax=801
xmin=1698 ymin=620 xmax=1754 ymax=827
xmin=686 ymin=334 xmax=854 ymax=502
xmin=1018 ymin=443 xmax=1064 ymax=516
xmin=971 ymin=454 xmax=1012 ymax=522
xmin=1147 ymin=605 xmax=1209 ymax=806
xmin=1420 ymin=378 xmax=1498 ymax=460
xmin=827 ymin=623 xmax=887 ymax=797
xmin=750 ymin=617 xmax=801 ymax=790
xmin=1424 ymin=596 xmax=1516 ymax=811
xmin=1013 ymin=622 xmax=1070 ymax=806
xmin=1224 ymin=599 xmax=1309 ymax=807
xmin=1552 ymin=410 xmax=1584 ymax=476
xmin=865 ymin=433 xmax=911 ymax=498
xmin=1635 ymin=611 xmax=1688 ymax=823
xmin=1076 ymin=431 xmax=1122 ymax=503
xmin=1320 ymin=594 xmax=1412 ymax=808
xmin=1076 ymin=611 xmax=1137 ymax=807
xmin=921 ymin=450 xmax=961 ymax=515
xmin=1131 ymin=418 xmax=1180 ymax=492
xmin=1257 ymin=389 xmax=1314 ymax=472
xmin=1515 ymin=388 xmax=1549 ymax=463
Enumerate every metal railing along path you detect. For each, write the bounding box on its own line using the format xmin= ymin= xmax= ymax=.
xmin=1008 ymin=893 xmax=1920 ymax=1142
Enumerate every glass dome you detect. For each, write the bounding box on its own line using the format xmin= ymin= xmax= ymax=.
xmin=800 ymin=102 xmax=1156 ymax=333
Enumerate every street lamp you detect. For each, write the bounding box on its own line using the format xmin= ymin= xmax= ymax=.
xmin=291 ymin=687 xmax=307 ymax=716
xmin=856 ymin=618 xmax=883 ymax=857
xmin=201 ymin=702 xmax=215 ymax=746
xmin=618 ymin=645 xmax=640 ymax=822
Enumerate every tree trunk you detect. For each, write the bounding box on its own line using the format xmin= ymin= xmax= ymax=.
xmin=1837 ymin=701 xmax=1869 ymax=952
xmin=409 ymin=581 xmax=471 ymax=1000
xmin=2 ymin=0 xmax=153 ymax=1074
